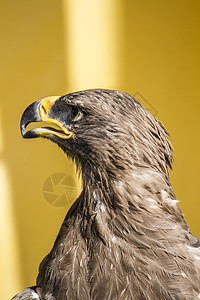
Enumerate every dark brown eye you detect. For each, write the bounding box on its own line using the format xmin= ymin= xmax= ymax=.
xmin=71 ymin=105 xmax=81 ymax=121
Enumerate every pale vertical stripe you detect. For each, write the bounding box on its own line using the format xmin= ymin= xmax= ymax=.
xmin=0 ymin=107 xmax=21 ymax=299
xmin=62 ymin=0 xmax=121 ymax=91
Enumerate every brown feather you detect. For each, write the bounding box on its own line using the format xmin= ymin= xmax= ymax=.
xmin=13 ymin=89 xmax=200 ymax=299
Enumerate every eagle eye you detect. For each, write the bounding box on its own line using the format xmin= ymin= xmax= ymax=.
xmin=71 ymin=105 xmax=81 ymax=121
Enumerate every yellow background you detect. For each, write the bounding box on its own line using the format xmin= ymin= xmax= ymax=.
xmin=0 ymin=1 xmax=199 ymax=299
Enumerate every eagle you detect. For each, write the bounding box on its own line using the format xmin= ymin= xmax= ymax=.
xmin=13 ymin=89 xmax=200 ymax=299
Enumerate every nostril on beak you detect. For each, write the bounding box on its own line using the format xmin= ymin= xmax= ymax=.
xmin=40 ymin=103 xmax=47 ymax=116
xmin=39 ymin=96 xmax=60 ymax=119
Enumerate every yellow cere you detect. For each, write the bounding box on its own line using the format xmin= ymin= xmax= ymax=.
xmin=40 ymin=96 xmax=60 ymax=117
xmin=39 ymin=96 xmax=73 ymax=139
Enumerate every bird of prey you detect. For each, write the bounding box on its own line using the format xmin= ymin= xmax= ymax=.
xmin=13 ymin=89 xmax=200 ymax=299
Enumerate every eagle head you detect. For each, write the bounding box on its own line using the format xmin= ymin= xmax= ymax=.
xmin=21 ymin=89 xmax=173 ymax=185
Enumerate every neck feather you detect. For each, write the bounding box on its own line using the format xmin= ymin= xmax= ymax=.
xmin=74 ymin=167 xmax=186 ymax=244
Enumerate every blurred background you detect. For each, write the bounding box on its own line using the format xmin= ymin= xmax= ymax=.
xmin=0 ymin=0 xmax=199 ymax=298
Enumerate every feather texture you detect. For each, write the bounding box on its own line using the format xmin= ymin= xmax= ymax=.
xmin=13 ymin=89 xmax=200 ymax=299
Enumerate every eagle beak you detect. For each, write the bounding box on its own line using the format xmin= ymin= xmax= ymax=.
xmin=20 ymin=96 xmax=73 ymax=140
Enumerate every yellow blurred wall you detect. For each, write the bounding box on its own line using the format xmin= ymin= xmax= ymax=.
xmin=0 ymin=0 xmax=199 ymax=299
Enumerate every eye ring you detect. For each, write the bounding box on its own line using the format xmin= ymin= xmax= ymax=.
xmin=71 ymin=105 xmax=82 ymax=121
